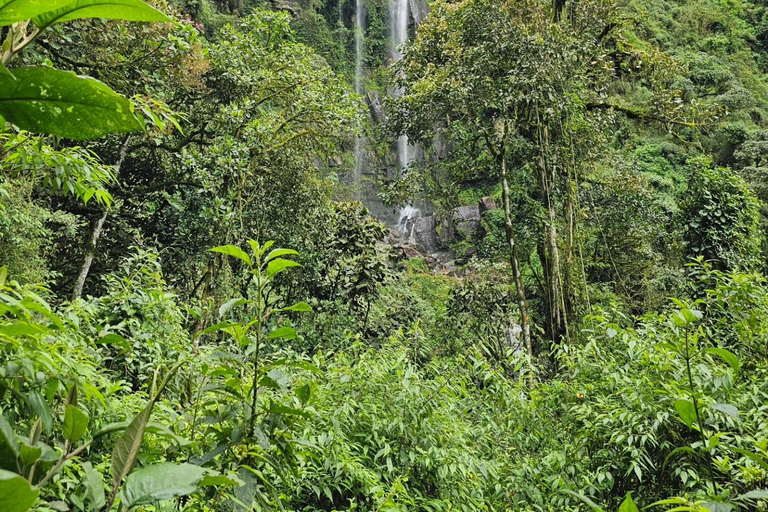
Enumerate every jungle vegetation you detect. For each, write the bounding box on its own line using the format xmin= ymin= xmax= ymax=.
xmin=3 ymin=0 xmax=768 ymax=511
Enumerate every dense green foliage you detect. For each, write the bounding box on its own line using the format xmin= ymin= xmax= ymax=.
xmin=4 ymin=0 xmax=768 ymax=510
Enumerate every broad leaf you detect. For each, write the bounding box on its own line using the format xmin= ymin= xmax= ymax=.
xmin=82 ymin=462 xmax=106 ymax=512
xmin=264 ymin=248 xmax=299 ymax=262
xmin=18 ymin=442 xmax=42 ymax=466
xmin=283 ymin=302 xmax=312 ymax=312
xmin=709 ymin=403 xmax=739 ymax=420
xmin=119 ymin=463 xmax=209 ymax=508
xmin=210 ymin=245 xmax=251 ymax=266
xmin=26 ymin=391 xmax=52 ymax=433
xmin=0 ymin=68 xmax=142 ymax=139
xmin=0 ymin=469 xmax=39 ymax=512
xmin=110 ymin=362 xmax=180 ymax=492
xmin=0 ymin=0 xmax=72 ymax=26
xmin=0 ymin=412 xmax=19 ymax=470
xmin=268 ymin=326 xmax=297 ymax=341
xmin=737 ymin=490 xmax=768 ymax=500
xmin=618 ymin=493 xmax=639 ymax=512
xmin=266 ymin=258 xmax=301 ymax=277
xmin=219 ymin=297 xmax=249 ymax=318
xmin=34 ymin=0 xmax=171 ymax=29
xmin=675 ymin=399 xmax=697 ymax=429
xmin=63 ymin=405 xmax=89 ymax=443
xmin=705 ymin=348 xmax=740 ymax=373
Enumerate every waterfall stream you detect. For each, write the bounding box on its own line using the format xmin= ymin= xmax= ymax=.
xmin=351 ymin=0 xmax=424 ymax=232
xmin=353 ymin=0 xmax=365 ymax=194
xmin=391 ymin=0 xmax=412 ymax=173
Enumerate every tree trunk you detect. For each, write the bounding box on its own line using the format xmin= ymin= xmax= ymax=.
xmin=538 ymin=126 xmax=567 ymax=346
xmin=500 ymin=150 xmax=533 ymax=361
xmin=71 ymin=210 xmax=108 ymax=301
xmin=70 ymin=137 xmax=130 ymax=301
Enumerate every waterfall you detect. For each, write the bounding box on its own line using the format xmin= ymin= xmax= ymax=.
xmin=353 ymin=0 xmax=365 ymax=194
xmin=390 ymin=0 xmax=411 ymax=173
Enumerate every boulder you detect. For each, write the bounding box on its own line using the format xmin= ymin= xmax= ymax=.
xmin=411 ymin=216 xmax=440 ymax=253
xmin=452 ymin=205 xmax=481 ymax=237
xmin=478 ymin=196 xmax=497 ymax=214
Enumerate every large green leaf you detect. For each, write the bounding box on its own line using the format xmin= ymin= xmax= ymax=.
xmin=0 ymin=67 xmax=142 ymax=140
xmin=705 ymin=347 xmax=740 ymax=373
xmin=62 ymin=405 xmax=89 ymax=443
xmin=33 ymin=0 xmax=171 ymax=29
xmin=110 ymin=363 xmax=181 ymax=492
xmin=82 ymin=462 xmax=106 ymax=512
xmin=675 ymin=399 xmax=697 ymax=429
xmin=0 ymin=469 xmax=39 ymax=512
xmin=0 ymin=413 xmax=19 ymax=471
xmin=210 ymin=245 xmax=252 ymax=266
xmin=0 ymin=0 xmax=72 ymax=26
xmin=618 ymin=493 xmax=639 ymax=512
xmin=118 ymin=463 xmax=209 ymax=508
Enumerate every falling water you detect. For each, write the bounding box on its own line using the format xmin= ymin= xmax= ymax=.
xmin=390 ymin=0 xmax=411 ymax=173
xmin=353 ymin=0 xmax=365 ymax=192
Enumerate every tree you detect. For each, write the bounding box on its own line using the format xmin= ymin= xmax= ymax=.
xmin=389 ymin=0 xmax=619 ymax=352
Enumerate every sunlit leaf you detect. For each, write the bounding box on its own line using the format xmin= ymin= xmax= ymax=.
xmin=0 ymin=68 xmax=142 ymax=139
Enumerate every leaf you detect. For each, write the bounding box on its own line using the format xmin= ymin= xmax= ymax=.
xmin=266 ymin=258 xmax=301 ymax=277
xmin=110 ymin=361 xmax=181 ymax=492
xmin=18 ymin=442 xmax=42 ymax=466
xmin=282 ymin=302 xmax=312 ymax=312
xmin=26 ymin=390 xmax=52 ymax=433
xmin=219 ymin=298 xmax=249 ymax=318
xmin=705 ymin=348 xmax=740 ymax=373
xmin=618 ymin=493 xmax=639 ymax=512
xmin=709 ymin=403 xmax=739 ymax=420
xmin=33 ymin=0 xmax=171 ymax=29
xmin=675 ymin=399 xmax=697 ymax=429
xmin=62 ymin=405 xmax=89 ymax=443
xmin=0 ymin=413 xmax=19 ymax=470
xmin=0 ymin=469 xmax=39 ymax=512
xmin=194 ymin=321 xmax=235 ymax=339
xmin=199 ymin=473 xmax=244 ymax=487
xmin=0 ymin=68 xmax=142 ymax=140
xmin=737 ymin=490 xmax=768 ymax=501
xmin=118 ymin=463 xmax=209 ymax=508
xmin=0 ymin=0 xmax=72 ymax=26
xmin=82 ymin=462 xmax=106 ymax=512
xmin=702 ymin=501 xmax=733 ymax=512
xmin=210 ymin=245 xmax=251 ymax=266
xmin=268 ymin=326 xmax=297 ymax=341
xmin=729 ymin=447 xmax=768 ymax=471
xmin=64 ymin=383 xmax=78 ymax=409
xmin=296 ymin=383 xmax=312 ymax=405
xmin=264 ymin=248 xmax=299 ymax=262
xmin=560 ymin=490 xmax=606 ymax=512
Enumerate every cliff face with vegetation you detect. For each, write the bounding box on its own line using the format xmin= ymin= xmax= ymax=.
xmin=4 ymin=1 xmax=768 ymax=511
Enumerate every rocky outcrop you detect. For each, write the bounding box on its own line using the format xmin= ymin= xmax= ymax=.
xmin=366 ymin=91 xmax=387 ymax=125
xmin=409 ymin=0 xmax=430 ymax=23
xmin=453 ymin=205 xmax=481 ymax=237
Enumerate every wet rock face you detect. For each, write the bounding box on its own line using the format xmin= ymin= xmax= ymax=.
xmin=366 ymin=91 xmax=387 ymax=125
xmin=409 ymin=0 xmax=430 ymax=23
xmin=410 ymin=215 xmax=440 ymax=253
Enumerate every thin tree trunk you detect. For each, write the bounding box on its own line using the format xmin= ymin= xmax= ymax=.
xmin=538 ymin=125 xmax=566 ymax=345
xmin=71 ymin=210 xmax=108 ymax=300
xmin=500 ymin=150 xmax=533 ymax=361
xmin=71 ymin=136 xmax=130 ymax=301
